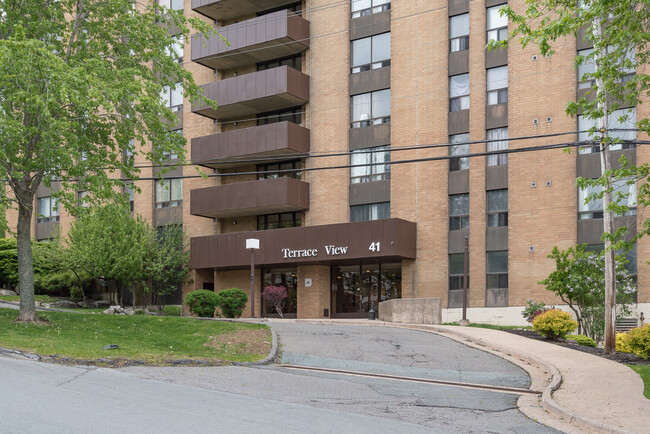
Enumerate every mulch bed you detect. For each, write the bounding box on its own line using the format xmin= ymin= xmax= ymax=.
xmin=503 ymin=329 xmax=650 ymax=365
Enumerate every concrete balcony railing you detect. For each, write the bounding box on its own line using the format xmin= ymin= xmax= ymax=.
xmin=192 ymin=121 xmax=309 ymax=169
xmin=192 ymin=65 xmax=309 ymax=120
xmin=192 ymin=0 xmax=301 ymax=22
xmin=192 ymin=10 xmax=309 ymax=70
xmin=190 ymin=176 xmax=309 ymax=219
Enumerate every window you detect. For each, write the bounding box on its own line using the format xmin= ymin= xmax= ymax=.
xmin=161 ymin=83 xmax=183 ymax=112
xmin=257 ymin=54 xmax=302 ymax=72
xmin=449 ymin=194 xmax=469 ymax=230
xmin=257 ymin=212 xmax=302 ymax=230
xmin=158 ymin=0 xmax=183 ymax=11
xmin=578 ymin=47 xmax=635 ymax=89
xmin=124 ymin=138 xmax=135 ymax=164
xmin=487 ymin=66 xmax=508 ymax=105
xmin=578 ymin=108 xmax=636 ymax=154
xmin=171 ymin=35 xmax=183 ymax=63
xmin=449 ymin=253 xmax=469 ymax=290
xmin=257 ymin=160 xmax=301 ymax=180
xmin=258 ymin=1 xmax=302 ymax=16
xmin=450 ymin=14 xmax=469 ymax=52
xmin=257 ymin=106 xmax=302 ymax=126
xmin=155 ymin=178 xmax=182 ymax=208
xmin=124 ymin=184 xmax=135 ymax=212
xmin=162 ymin=129 xmax=183 ymax=160
xmin=350 ymin=202 xmax=390 ymax=222
xmin=487 ymin=251 xmax=508 ymax=289
xmin=449 ymin=74 xmax=469 ymax=112
xmin=487 ymin=5 xmax=508 ymax=42
xmin=351 ymin=89 xmax=391 ymax=128
xmin=578 ymin=178 xmax=637 ymax=219
xmin=351 ymin=146 xmax=390 ymax=183
xmin=449 ymin=133 xmax=469 ymax=171
xmin=37 ymin=197 xmax=59 ymax=223
xmin=78 ymin=190 xmax=89 ymax=207
xmin=487 ymin=189 xmax=508 ymax=227
xmin=351 ymin=0 xmax=391 ymax=18
xmin=487 ymin=127 xmax=508 ymax=166
xmin=351 ymin=32 xmax=391 ymax=73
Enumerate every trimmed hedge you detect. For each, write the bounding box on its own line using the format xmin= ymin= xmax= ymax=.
xmin=532 ymin=309 xmax=577 ymax=340
xmin=184 ymin=290 xmax=219 ymax=317
xmin=215 ymin=288 xmax=248 ymax=318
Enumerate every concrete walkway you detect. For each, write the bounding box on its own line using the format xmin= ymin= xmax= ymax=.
xmin=258 ymin=319 xmax=649 ymax=434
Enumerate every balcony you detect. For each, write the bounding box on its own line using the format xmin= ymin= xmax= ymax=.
xmin=190 ymin=176 xmax=309 ymax=218
xmin=192 ymin=65 xmax=309 ymax=120
xmin=192 ymin=0 xmax=301 ymax=22
xmin=192 ymin=121 xmax=309 ymax=169
xmin=192 ymin=10 xmax=309 ymax=70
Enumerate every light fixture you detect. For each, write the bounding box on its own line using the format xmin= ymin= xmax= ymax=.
xmin=232 ymin=220 xmax=237 ymax=225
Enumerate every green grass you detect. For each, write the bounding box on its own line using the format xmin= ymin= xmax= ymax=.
xmin=0 ymin=308 xmax=270 ymax=364
xmin=627 ymin=365 xmax=650 ymax=399
xmin=0 ymin=295 xmax=59 ymax=303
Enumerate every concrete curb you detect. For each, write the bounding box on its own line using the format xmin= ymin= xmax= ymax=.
xmin=412 ymin=325 xmax=632 ymax=434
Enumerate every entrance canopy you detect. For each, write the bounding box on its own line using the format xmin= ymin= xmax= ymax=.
xmin=190 ymin=218 xmax=416 ymax=270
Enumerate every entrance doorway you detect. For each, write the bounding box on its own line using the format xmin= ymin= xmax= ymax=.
xmin=331 ymin=263 xmax=401 ymax=318
xmin=261 ymin=268 xmax=298 ymax=318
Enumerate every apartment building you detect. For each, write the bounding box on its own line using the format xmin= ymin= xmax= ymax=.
xmin=26 ymin=0 xmax=649 ymax=322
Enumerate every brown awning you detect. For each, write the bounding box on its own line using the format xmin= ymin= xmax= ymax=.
xmin=190 ymin=218 xmax=416 ymax=270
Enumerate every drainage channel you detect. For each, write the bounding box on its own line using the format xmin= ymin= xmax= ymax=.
xmin=281 ymin=365 xmax=541 ymax=396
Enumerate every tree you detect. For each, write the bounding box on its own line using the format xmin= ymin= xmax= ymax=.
xmin=539 ymin=245 xmax=636 ymax=341
xmin=145 ymin=223 xmax=190 ymax=309
xmin=495 ymin=0 xmax=650 ymax=354
xmin=262 ymin=285 xmax=288 ymax=318
xmin=67 ymin=204 xmax=152 ymax=305
xmin=0 ymin=1 xmax=219 ymax=321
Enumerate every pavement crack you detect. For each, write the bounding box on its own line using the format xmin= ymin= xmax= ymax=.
xmin=57 ymin=367 xmax=95 ymax=387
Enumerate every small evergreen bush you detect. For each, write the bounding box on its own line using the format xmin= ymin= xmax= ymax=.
xmin=184 ymin=290 xmax=220 ymax=317
xmin=617 ymin=332 xmax=633 ymax=353
xmin=574 ymin=335 xmax=597 ymax=347
xmin=215 ymin=288 xmax=248 ymax=318
xmin=626 ymin=324 xmax=650 ymax=359
xmin=532 ymin=309 xmax=577 ymax=340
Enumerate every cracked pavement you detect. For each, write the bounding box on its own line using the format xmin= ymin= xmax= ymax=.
xmin=120 ymin=323 xmax=561 ymax=433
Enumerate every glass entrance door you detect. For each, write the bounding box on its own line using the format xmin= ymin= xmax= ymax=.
xmin=332 ymin=263 xmax=402 ymax=318
xmin=262 ymin=268 xmax=297 ymax=318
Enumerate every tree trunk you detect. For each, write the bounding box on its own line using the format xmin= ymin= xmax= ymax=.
xmin=16 ymin=196 xmax=38 ymax=322
xmin=593 ymin=18 xmax=617 ymax=355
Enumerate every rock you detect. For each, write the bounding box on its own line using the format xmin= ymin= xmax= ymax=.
xmin=102 ymin=308 xmax=114 ymax=315
xmin=102 ymin=344 xmax=119 ymax=350
xmin=93 ymin=300 xmax=111 ymax=309
xmin=0 ymin=289 xmax=18 ymax=296
xmin=124 ymin=308 xmax=135 ymax=315
xmin=48 ymin=300 xmax=80 ymax=309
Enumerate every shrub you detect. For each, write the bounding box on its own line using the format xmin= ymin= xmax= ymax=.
xmin=215 ymin=288 xmax=248 ymax=318
xmin=522 ymin=299 xmax=549 ymax=323
xmin=184 ymin=290 xmax=220 ymax=317
xmin=163 ymin=306 xmax=182 ymax=317
xmin=574 ymin=335 xmax=597 ymax=347
xmin=617 ymin=332 xmax=633 ymax=353
xmin=69 ymin=286 xmax=83 ymax=300
xmin=626 ymin=324 xmax=650 ymax=360
xmin=262 ymin=285 xmax=288 ymax=318
xmin=532 ymin=309 xmax=577 ymax=340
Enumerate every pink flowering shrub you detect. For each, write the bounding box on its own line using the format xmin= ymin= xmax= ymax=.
xmin=262 ymin=285 xmax=288 ymax=318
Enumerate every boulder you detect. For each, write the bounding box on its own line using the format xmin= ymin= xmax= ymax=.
xmin=48 ymin=300 xmax=79 ymax=309
xmin=0 ymin=289 xmax=18 ymax=296
xmin=103 ymin=305 xmax=125 ymax=315
xmin=93 ymin=300 xmax=112 ymax=309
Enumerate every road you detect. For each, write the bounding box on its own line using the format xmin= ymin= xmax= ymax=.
xmin=0 ymin=322 xmax=560 ymax=433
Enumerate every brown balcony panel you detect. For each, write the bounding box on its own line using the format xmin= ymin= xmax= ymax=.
xmin=192 ymin=0 xmax=300 ymax=21
xmin=190 ymin=176 xmax=309 ymax=218
xmin=190 ymin=218 xmax=417 ymax=270
xmin=193 ymin=66 xmax=309 ymax=120
xmin=192 ymin=10 xmax=309 ymax=70
xmin=192 ymin=121 xmax=309 ymax=169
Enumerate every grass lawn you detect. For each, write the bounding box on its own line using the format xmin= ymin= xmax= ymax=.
xmin=627 ymin=365 xmax=650 ymax=399
xmin=0 ymin=308 xmax=271 ymax=364
xmin=0 ymin=295 xmax=59 ymax=303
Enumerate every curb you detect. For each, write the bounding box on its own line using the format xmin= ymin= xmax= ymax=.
xmin=410 ymin=324 xmax=632 ymax=434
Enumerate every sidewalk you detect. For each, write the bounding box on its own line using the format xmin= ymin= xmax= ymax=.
xmin=262 ymin=318 xmax=649 ymax=434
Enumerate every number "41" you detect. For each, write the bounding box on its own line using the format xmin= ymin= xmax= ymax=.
xmin=369 ymin=242 xmax=381 ymax=252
